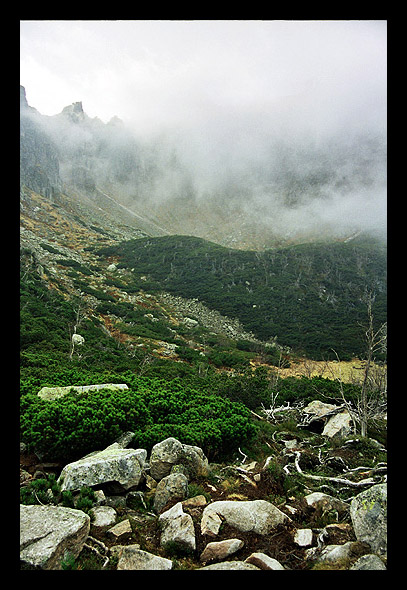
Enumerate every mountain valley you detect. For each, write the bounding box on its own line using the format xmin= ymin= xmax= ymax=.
xmin=19 ymin=86 xmax=387 ymax=570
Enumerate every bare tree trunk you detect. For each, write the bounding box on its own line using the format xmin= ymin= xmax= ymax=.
xmin=359 ymin=294 xmax=387 ymax=437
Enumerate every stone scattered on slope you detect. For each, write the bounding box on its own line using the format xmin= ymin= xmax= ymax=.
xmin=201 ymin=499 xmax=290 ymax=537
xmin=198 ymin=561 xmax=261 ymax=570
xmin=58 ymin=446 xmax=144 ymax=492
xmin=153 ymin=472 xmax=189 ymax=514
xmin=107 ymin=519 xmax=132 ymax=543
xmin=158 ymin=502 xmax=196 ymax=552
xmin=149 ymin=436 xmax=209 ymax=481
xmin=322 ymin=410 xmax=353 ymax=438
xmin=200 ymin=538 xmax=244 ymax=564
xmin=350 ymin=483 xmax=387 ymax=556
xmin=20 ymin=505 xmax=90 ymax=570
xmin=244 ymin=552 xmax=285 ymax=570
xmin=116 ymin=545 xmax=173 ymax=570
xmin=350 ymin=554 xmax=386 ymax=570
xmin=309 ymin=541 xmax=370 ymax=566
xmin=293 ymin=528 xmax=313 ymax=547
xmin=89 ymin=506 xmax=117 ymax=530
xmin=304 ymin=492 xmax=349 ymax=515
xmin=20 ymin=434 xmax=387 ymax=571
xmin=37 ymin=383 xmax=129 ymax=401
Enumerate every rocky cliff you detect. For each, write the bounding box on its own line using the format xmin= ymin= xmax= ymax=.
xmin=20 ymin=86 xmax=62 ymax=199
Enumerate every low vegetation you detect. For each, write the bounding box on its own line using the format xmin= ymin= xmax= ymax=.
xmin=96 ymin=235 xmax=386 ymax=360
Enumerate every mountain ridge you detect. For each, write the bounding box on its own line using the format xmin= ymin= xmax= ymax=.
xmin=20 ymin=85 xmax=386 ymax=251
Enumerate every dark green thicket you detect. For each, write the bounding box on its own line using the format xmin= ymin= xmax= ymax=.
xmin=96 ymin=235 xmax=386 ymax=360
xmin=20 ymin=375 xmax=257 ymax=462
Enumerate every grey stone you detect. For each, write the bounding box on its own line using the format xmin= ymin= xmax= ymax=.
xmin=294 ymin=528 xmax=313 ymax=547
xmin=149 ymin=437 xmax=209 ymax=481
xmin=305 ymin=491 xmax=349 ymax=515
xmin=350 ymin=554 xmax=386 ymax=570
xmin=89 ymin=506 xmax=117 ymax=529
xmin=150 ymin=437 xmax=184 ymax=481
xmin=37 ymin=382 xmax=129 ymax=401
xmin=303 ymin=400 xmax=339 ymax=418
xmin=117 ymin=546 xmax=173 ymax=570
xmin=20 ymin=505 xmax=90 ymax=570
xmin=159 ymin=502 xmax=196 ymax=552
xmin=200 ymin=538 xmax=244 ymax=563
xmin=245 ymin=552 xmax=285 ymax=570
xmin=154 ymin=472 xmax=189 ymax=513
xmin=322 ymin=410 xmax=353 ymax=438
xmin=314 ymin=541 xmax=370 ymax=565
xmin=107 ymin=519 xmax=132 ymax=542
xmin=199 ymin=561 xmax=260 ymax=570
xmin=201 ymin=500 xmax=289 ymax=536
xmin=58 ymin=446 xmax=144 ymax=492
xmin=350 ymin=483 xmax=387 ymax=556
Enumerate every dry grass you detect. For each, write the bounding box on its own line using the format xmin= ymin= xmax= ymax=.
xmin=275 ymin=358 xmax=386 ymax=386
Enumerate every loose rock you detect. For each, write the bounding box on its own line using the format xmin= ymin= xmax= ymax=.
xmin=245 ymin=552 xmax=285 ymax=570
xmin=350 ymin=554 xmax=386 ymax=570
xmin=20 ymin=505 xmax=90 ymax=570
xmin=149 ymin=437 xmax=209 ymax=481
xmin=107 ymin=519 xmax=132 ymax=543
xmin=201 ymin=499 xmax=289 ymax=536
xmin=159 ymin=502 xmax=196 ymax=552
xmin=153 ymin=472 xmax=189 ymax=514
xmin=117 ymin=546 xmax=173 ymax=570
xmin=90 ymin=506 xmax=117 ymax=529
xmin=58 ymin=446 xmax=144 ymax=492
xmin=198 ymin=561 xmax=260 ymax=570
xmin=200 ymin=538 xmax=244 ymax=563
xmin=350 ymin=483 xmax=387 ymax=556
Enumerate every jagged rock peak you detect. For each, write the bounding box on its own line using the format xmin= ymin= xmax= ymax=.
xmin=60 ymin=101 xmax=85 ymax=122
xmin=20 ymin=85 xmax=28 ymax=109
xmin=20 ymin=85 xmax=37 ymax=114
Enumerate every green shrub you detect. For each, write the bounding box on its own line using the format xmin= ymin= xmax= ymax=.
xmin=75 ymin=496 xmax=94 ymax=514
xmin=61 ymin=490 xmax=75 ymax=508
xmin=20 ymin=375 xmax=257 ymax=462
xmin=20 ymin=386 xmax=152 ymax=461
xmin=20 ymin=475 xmax=61 ymax=506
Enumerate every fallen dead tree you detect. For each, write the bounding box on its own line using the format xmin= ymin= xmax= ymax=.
xmin=285 ymin=450 xmax=386 ymax=490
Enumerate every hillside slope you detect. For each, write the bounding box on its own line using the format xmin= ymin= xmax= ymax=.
xmin=95 ymin=234 xmax=386 ymax=360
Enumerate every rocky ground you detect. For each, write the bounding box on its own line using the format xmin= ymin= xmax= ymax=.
xmin=20 ymin=406 xmax=387 ymax=571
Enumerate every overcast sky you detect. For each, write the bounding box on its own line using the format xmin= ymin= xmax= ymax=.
xmin=20 ymin=20 xmax=387 ymax=240
xmin=20 ymin=20 xmax=387 ymax=136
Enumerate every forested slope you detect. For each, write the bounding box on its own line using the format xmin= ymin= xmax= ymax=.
xmin=96 ymin=234 xmax=386 ymax=360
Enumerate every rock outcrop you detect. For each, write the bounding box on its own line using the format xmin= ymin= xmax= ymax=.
xmin=350 ymin=483 xmax=387 ymax=556
xmin=20 ymin=435 xmax=387 ymax=570
xmin=37 ymin=383 xmax=129 ymax=401
xmin=201 ymin=499 xmax=290 ymax=536
xmin=20 ymin=505 xmax=90 ymax=570
xmin=58 ymin=446 xmax=145 ymax=492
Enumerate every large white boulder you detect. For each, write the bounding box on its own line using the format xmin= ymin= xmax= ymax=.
xmin=20 ymin=505 xmax=90 ymax=570
xmin=201 ymin=499 xmax=290 ymax=537
xmin=37 ymin=382 xmax=129 ymax=401
xmin=58 ymin=446 xmax=145 ymax=492
xmin=350 ymin=483 xmax=387 ymax=556
xmin=149 ymin=437 xmax=209 ymax=481
xmin=158 ymin=502 xmax=196 ymax=552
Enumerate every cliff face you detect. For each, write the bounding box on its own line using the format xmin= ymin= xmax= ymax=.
xmin=20 ymin=86 xmax=62 ymax=199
